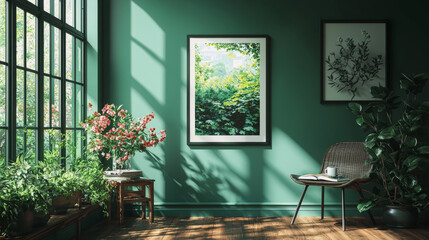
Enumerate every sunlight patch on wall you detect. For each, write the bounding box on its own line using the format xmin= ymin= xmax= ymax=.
xmin=130 ymin=1 xmax=165 ymax=60
xmin=130 ymin=87 xmax=165 ymax=130
xmin=263 ymin=128 xmax=319 ymax=202
xmin=131 ymin=41 xmax=165 ymax=104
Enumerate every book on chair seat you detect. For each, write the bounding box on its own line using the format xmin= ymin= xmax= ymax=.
xmin=298 ymin=174 xmax=349 ymax=182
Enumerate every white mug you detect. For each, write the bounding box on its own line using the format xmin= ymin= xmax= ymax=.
xmin=325 ymin=167 xmax=337 ymax=177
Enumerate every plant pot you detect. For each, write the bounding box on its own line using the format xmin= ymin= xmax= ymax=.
xmin=384 ymin=205 xmax=418 ymax=228
xmin=13 ymin=210 xmax=33 ymax=235
xmin=52 ymin=191 xmax=82 ymax=215
xmin=32 ymin=211 xmax=50 ymax=228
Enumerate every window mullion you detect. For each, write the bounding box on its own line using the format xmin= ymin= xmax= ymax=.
xmin=8 ymin=0 xmax=16 ymax=164
xmin=37 ymin=5 xmax=44 ymax=163
xmin=60 ymin=0 xmax=66 ymax=167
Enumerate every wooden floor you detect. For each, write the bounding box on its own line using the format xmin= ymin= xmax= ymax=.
xmin=83 ymin=217 xmax=429 ymax=240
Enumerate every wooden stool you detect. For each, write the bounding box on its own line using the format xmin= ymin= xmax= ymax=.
xmin=108 ymin=178 xmax=155 ymax=224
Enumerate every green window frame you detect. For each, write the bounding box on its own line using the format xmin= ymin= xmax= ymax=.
xmin=0 ymin=0 xmax=86 ymax=167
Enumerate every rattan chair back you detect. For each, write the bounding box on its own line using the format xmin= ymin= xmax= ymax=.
xmin=319 ymin=142 xmax=372 ymax=179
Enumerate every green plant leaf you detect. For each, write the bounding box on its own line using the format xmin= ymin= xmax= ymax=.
xmin=378 ymin=126 xmax=395 ymax=140
xmin=357 ymin=199 xmax=375 ymax=213
xmin=405 ymin=137 xmax=417 ymax=147
xmin=417 ymin=146 xmax=429 ymax=154
xmin=348 ymin=103 xmax=362 ymax=114
xmin=403 ymin=155 xmax=421 ymax=171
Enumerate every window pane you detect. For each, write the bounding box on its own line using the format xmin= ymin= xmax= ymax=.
xmin=0 ymin=0 xmax=6 ymax=62
xmin=26 ymin=13 xmax=37 ymax=70
xmin=76 ymin=0 xmax=82 ymax=32
xmin=53 ymin=26 xmax=61 ymax=76
xmin=44 ymin=129 xmax=60 ymax=155
xmin=16 ymin=69 xmax=24 ymax=126
xmin=66 ymin=0 xmax=74 ymax=27
xmin=0 ymin=65 xmax=6 ymax=126
xmin=76 ymin=38 xmax=82 ymax=83
xmin=16 ymin=8 xmax=24 ymax=67
xmin=66 ymin=130 xmax=75 ymax=168
xmin=43 ymin=77 xmax=49 ymax=127
xmin=66 ymin=34 xmax=73 ymax=80
xmin=76 ymin=130 xmax=82 ymax=161
xmin=16 ymin=129 xmax=24 ymax=157
xmin=66 ymin=82 xmax=74 ymax=127
xmin=27 ymin=0 xmax=37 ymax=6
xmin=52 ymin=79 xmax=60 ymax=127
xmin=76 ymin=84 xmax=83 ymax=125
xmin=16 ymin=129 xmax=35 ymax=162
xmin=26 ymin=129 xmax=36 ymax=163
xmin=44 ymin=23 xmax=61 ymax=76
xmin=44 ymin=0 xmax=61 ymax=19
xmin=0 ymin=129 xmax=6 ymax=163
xmin=44 ymin=78 xmax=60 ymax=127
xmin=26 ymin=72 xmax=37 ymax=126
xmin=43 ymin=22 xmax=50 ymax=74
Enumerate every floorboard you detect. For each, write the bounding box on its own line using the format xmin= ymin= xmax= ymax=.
xmin=82 ymin=217 xmax=429 ymax=240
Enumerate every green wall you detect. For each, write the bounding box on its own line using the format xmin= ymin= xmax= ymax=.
xmin=101 ymin=0 xmax=429 ymax=216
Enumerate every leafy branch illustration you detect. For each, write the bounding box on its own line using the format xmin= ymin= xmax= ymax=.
xmin=326 ymin=30 xmax=383 ymax=100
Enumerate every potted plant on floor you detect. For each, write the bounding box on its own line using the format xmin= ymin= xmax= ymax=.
xmin=0 ymin=156 xmax=51 ymax=236
xmin=348 ymin=73 xmax=429 ymax=228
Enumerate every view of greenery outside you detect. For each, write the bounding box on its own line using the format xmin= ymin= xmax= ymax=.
xmin=0 ymin=0 xmax=85 ymax=166
xmin=195 ymin=42 xmax=260 ymax=135
xmin=0 ymin=0 xmax=7 ymax=163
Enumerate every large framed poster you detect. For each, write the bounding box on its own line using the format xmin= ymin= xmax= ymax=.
xmin=187 ymin=35 xmax=270 ymax=146
xmin=321 ymin=20 xmax=388 ymax=103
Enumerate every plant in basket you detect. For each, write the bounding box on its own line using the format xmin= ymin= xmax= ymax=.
xmin=82 ymin=103 xmax=166 ymax=169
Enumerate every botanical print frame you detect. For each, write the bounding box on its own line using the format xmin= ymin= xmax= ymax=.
xmin=187 ymin=35 xmax=270 ymax=146
xmin=321 ymin=20 xmax=388 ymax=103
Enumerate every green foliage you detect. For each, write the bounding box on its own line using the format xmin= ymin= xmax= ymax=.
xmin=0 ymin=156 xmax=51 ymax=236
xmin=195 ymin=43 xmax=260 ymax=135
xmin=348 ymin=73 xmax=429 ymax=212
xmin=0 ymin=134 xmax=112 ymax=237
xmin=326 ymin=30 xmax=383 ymax=100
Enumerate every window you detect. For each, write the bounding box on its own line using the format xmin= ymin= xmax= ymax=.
xmin=1 ymin=0 xmax=86 ymax=166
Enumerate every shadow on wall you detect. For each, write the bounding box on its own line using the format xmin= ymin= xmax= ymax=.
xmin=102 ymin=0 xmax=366 ymax=217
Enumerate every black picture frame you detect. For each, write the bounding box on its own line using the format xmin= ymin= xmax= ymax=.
xmin=321 ymin=20 xmax=388 ymax=103
xmin=187 ymin=35 xmax=271 ymax=146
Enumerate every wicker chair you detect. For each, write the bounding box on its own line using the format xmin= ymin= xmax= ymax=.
xmin=290 ymin=142 xmax=376 ymax=231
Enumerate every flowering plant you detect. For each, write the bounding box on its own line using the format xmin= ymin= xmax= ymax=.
xmin=82 ymin=103 xmax=166 ymax=168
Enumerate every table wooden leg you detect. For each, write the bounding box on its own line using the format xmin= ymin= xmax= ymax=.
xmin=149 ymin=182 xmax=154 ymax=223
xmin=142 ymin=185 xmax=146 ymax=219
xmin=119 ymin=184 xmax=124 ymax=224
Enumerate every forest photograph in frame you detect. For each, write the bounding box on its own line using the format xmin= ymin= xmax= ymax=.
xmin=187 ymin=35 xmax=270 ymax=146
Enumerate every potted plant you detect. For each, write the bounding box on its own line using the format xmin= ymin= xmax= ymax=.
xmin=348 ymin=73 xmax=429 ymax=228
xmin=74 ymin=150 xmax=111 ymax=212
xmin=40 ymin=134 xmax=83 ymax=215
xmin=82 ymin=103 xmax=166 ymax=170
xmin=0 ymin=156 xmax=51 ymax=236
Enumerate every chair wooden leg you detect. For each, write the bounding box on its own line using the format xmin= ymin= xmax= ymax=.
xmin=341 ymin=188 xmax=346 ymax=231
xmin=356 ymin=185 xmax=377 ymax=226
xmin=321 ymin=186 xmax=325 ymax=220
xmin=291 ymin=185 xmax=309 ymax=225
